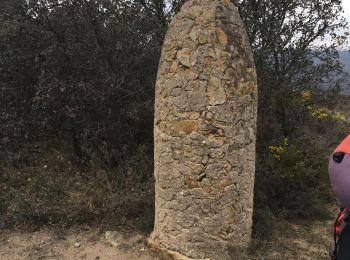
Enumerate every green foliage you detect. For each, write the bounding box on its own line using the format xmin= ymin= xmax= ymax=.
xmin=232 ymin=0 xmax=349 ymax=218
xmin=264 ymin=141 xmax=331 ymax=218
xmin=0 ymin=0 xmax=158 ymax=168
xmin=255 ymin=103 xmax=349 ymax=218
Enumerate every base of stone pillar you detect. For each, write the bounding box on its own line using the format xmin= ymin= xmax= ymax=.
xmin=147 ymin=238 xmax=210 ymax=260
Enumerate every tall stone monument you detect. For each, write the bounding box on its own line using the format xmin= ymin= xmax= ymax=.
xmin=149 ymin=0 xmax=258 ymax=259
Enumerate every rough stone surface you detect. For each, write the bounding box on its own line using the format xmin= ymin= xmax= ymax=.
xmin=150 ymin=0 xmax=258 ymax=259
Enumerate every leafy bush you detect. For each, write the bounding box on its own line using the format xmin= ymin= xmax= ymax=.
xmin=254 ymin=97 xmax=349 ymax=219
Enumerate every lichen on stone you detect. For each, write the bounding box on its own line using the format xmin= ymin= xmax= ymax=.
xmin=150 ymin=0 xmax=258 ymax=259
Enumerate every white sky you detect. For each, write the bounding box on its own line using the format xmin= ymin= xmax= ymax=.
xmin=344 ymin=1 xmax=350 ymax=22
xmin=342 ymin=1 xmax=350 ymax=47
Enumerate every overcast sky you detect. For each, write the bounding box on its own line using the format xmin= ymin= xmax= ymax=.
xmin=344 ymin=1 xmax=350 ymax=22
xmin=342 ymin=1 xmax=350 ymax=47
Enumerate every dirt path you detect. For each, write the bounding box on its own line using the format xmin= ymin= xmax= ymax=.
xmin=0 ymin=227 xmax=160 ymax=260
xmin=0 ymin=216 xmax=336 ymax=260
xmin=248 ymin=216 xmax=335 ymax=260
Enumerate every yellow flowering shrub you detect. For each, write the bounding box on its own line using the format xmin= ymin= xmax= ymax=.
xmin=334 ymin=112 xmax=346 ymax=122
xmin=307 ymin=106 xmax=346 ymax=121
xmin=310 ymin=107 xmax=330 ymax=120
xmin=297 ymin=90 xmax=346 ymax=122
xmin=268 ymin=138 xmax=289 ymax=161
xmin=300 ymin=90 xmax=312 ymax=102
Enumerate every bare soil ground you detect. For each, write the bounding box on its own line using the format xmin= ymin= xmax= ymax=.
xmin=251 ymin=218 xmax=334 ymax=260
xmin=0 ymin=227 xmax=160 ymax=260
xmin=0 ymin=215 xmax=335 ymax=260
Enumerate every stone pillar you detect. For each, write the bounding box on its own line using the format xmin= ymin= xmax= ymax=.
xmin=149 ymin=0 xmax=258 ymax=259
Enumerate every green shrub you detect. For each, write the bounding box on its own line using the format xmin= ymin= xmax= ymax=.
xmin=255 ymin=101 xmax=349 ymax=219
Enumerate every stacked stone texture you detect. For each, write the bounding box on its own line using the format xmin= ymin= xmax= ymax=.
xmin=150 ymin=0 xmax=258 ymax=259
